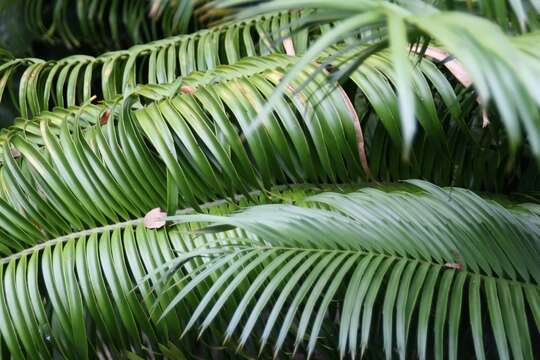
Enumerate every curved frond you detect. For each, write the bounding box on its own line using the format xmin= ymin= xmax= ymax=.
xmin=0 ymin=11 xmax=310 ymax=118
xmin=160 ymin=181 xmax=540 ymax=359
xmin=226 ymin=0 xmax=540 ymax=33
xmin=227 ymin=1 xmax=540 ymax=160
xmin=20 ymin=0 xmax=211 ymax=50
xmin=0 ymin=186 xmax=323 ymax=358
xmin=1 ymin=2 xmax=538 ymax=359
xmin=0 ymin=54 xmax=296 ymax=150
xmin=0 ymin=54 xmax=536 ymax=253
xmin=438 ymin=0 xmax=540 ymax=32
xmin=0 ymin=60 xmax=366 ymax=254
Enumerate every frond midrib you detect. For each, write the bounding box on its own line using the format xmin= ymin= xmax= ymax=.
xmin=0 ymin=183 xmax=347 ymax=264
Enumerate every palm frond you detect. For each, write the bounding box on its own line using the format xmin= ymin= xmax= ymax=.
xmin=226 ymin=0 xmax=540 ymax=33
xmin=159 ymin=181 xmax=540 ymax=359
xmin=0 ymin=1 xmax=538 ymax=359
xmin=0 ymin=53 xmax=296 ymax=151
xmin=0 ymin=11 xmax=310 ymax=119
xmin=20 ymin=0 xmax=212 ymax=51
xmin=225 ymin=0 xmax=540 ymax=161
xmin=0 ymin=54 xmax=536 ymax=252
xmin=441 ymin=0 xmax=540 ymax=32
xmin=0 ymin=186 xmax=323 ymax=359
xmin=0 ymin=59 xmax=367 ymax=256
xmin=0 ymin=48 xmax=537 ymax=358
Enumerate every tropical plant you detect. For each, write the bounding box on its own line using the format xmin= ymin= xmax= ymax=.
xmin=0 ymin=11 xmax=309 ymax=119
xmin=0 ymin=186 xmax=327 ymax=359
xmin=159 ymin=181 xmax=540 ymax=360
xmin=0 ymin=0 xmax=538 ymax=359
xmin=224 ymin=0 xmax=540 ymax=159
xmin=19 ymin=0 xmax=212 ymax=51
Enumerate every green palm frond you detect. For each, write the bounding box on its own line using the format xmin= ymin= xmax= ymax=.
xmin=0 ymin=186 xmax=323 ymax=359
xmin=21 ymin=0 xmax=211 ymax=51
xmin=0 ymin=56 xmax=364 ymax=255
xmin=159 ymin=181 xmax=540 ymax=359
xmin=224 ymin=0 xmax=540 ymax=160
xmin=0 ymin=1 xmax=538 ymax=359
xmin=0 ymin=54 xmax=296 ymax=150
xmin=0 ymin=11 xmax=310 ymax=119
xmin=226 ymin=0 xmax=540 ymax=32
xmin=441 ymin=0 xmax=540 ymax=31
xmin=130 ymin=50 xmax=539 ymax=192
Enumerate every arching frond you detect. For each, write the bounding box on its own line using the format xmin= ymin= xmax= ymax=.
xmin=0 ymin=57 xmax=366 ymax=253
xmin=0 ymin=2 xmax=538 ymax=360
xmin=159 ymin=181 xmax=540 ymax=359
xmin=0 ymin=54 xmax=536 ymax=253
xmin=20 ymin=0 xmax=211 ymax=51
xmin=225 ymin=0 xmax=540 ymax=33
xmin=0 ymin=186 xmax=324 ymax=359
xmin=0 ymin=54 xmax=297 ymax=151
xmin=225 ymin=1 xmax=540 ymax=160
xmin=440 ymin=0 xmax=540 ymax=32
xmin=0 ymin=11 xmax=310 ymax=118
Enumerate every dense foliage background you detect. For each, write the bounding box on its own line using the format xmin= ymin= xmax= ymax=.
xmin=0 ymin=0 xmax=539 ymax=359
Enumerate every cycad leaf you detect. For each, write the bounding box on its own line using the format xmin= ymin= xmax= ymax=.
xmin=159 ymin=181 xmax=540 ymax=359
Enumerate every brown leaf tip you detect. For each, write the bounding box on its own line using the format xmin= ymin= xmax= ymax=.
xmin=100 ymin=109 xmax=112 ymax=125
xmin=144 ymin=208 xmax=167 ymax=229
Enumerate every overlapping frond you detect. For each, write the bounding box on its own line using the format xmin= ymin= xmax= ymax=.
xmin=20 ymin=0 xmax=210 ymax=50
xmin=0 ymin=53 xmax=536 ymax=254
xmin=441 ymin=0 xmax=540 ymax=32
xmin=226 ymin=0 xmax=540 ymax=33
xmin=0 ymin=11 xmax=309 ymax=118
xmin=159 ymin=181 xmax=540 ymax=359
xmin=0 ymin=186 xmax=322 ymax=359
xmin=0 ymin=54 xmax=296 ymax=151
xmin=0 ymin=4 xmax=539 ymax=358
xmin=225 ymin=0 xmax=540 ymax=160
xmin=0 ymin=56 xmax=300 ymax=253
xmin=0 ymin=54 xmax=361 ymax=256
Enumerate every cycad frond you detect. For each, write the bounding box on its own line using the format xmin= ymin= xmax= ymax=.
xmin=227 ymin=1 xmax=540 ymax=160
xmin=20 ymin=0 xmax=211 ymax=50
xmin=160 ymin=181 xmax=540 ymax=359
xmin=438 ymin=0 xmax=540 ymax=32
xmin=0 ymin=186 xmax=321 ymax=359
xmin=0 ymin=54 xmax=296 ymax=151
xmin=0 ymin=1 xmax=538 ymax=359
xmin=0 ymin=57 xmax=366 ymax=253
xmin=0 ymin=54 xmax=536 ymax=252
xmin=0 ymin=11 xmax=309 ymax=118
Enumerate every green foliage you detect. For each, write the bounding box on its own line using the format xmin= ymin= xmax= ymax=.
xmin=0 ymin=186 xmax=322 ymax=359
xmin=440 ymin=0 xmax=540 ymax=31
xmin=226 ymin=0 xmax=540 ymax=161
xmin=159 ymin=181 xmax=540 ymax=359
xmin=20 ymin=0 xmax=206 ymax=51
xmin=0 ymin=53 xmax=535 ymax=248
xmin=0 ymin=1 xmax=539 ymax=358
xmin=0 ymin=2 xmax=33 ymax=57
xmin=0 ymin=12 xmax=309 ymax=119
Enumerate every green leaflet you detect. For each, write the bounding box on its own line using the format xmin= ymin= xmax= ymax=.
xmin=226 ymin=1 xmax=540 ymax=161
xmin=22 ymin=0 xmax=203 ymax=50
